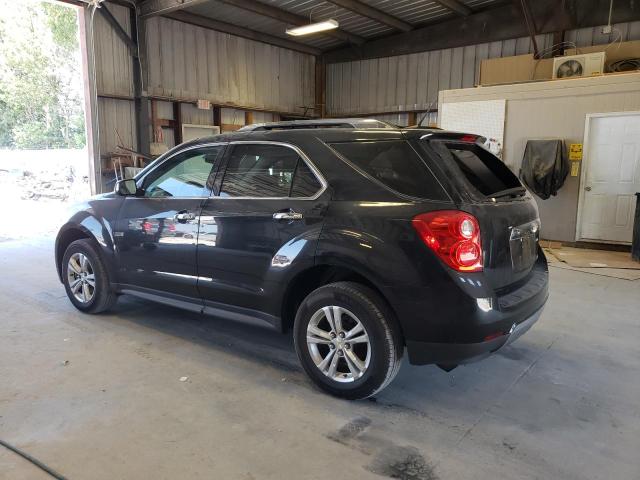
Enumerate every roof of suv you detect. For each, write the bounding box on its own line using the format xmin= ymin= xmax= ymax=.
xmin=176 ymin=118 xmax=449 ymax=147
xmin=238 ymin=118 xmax=397 ymax=131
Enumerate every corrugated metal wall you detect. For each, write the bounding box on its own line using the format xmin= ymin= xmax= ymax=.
xmin=98 ymin=98 xmax=137 ymax=154
xmin=566 ymin=21 xmax=640 ymax=47
xmin=369 ymin=111 xmax=438 ymax=127
xmin=93 ymin=4 xmax=137 ymax=157
xmin=326 ymin=21 xmax=640 ymax=116
xmin=144 ymin=16 xmax=315 ymax=115
xmin=94 ymin=4 xmax=134 ymax=98
xmin=92 ymin=5 xmax=313 ymax=158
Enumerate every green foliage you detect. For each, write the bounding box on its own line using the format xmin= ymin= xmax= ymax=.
xmin=0 ymin=1 xmax=85 ymax=149
xmin=43 ymin=2 xmax=79 ymax=52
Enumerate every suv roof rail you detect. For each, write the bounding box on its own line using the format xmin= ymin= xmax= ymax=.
xmin=238 ymin=118 xmax=398 ymax=132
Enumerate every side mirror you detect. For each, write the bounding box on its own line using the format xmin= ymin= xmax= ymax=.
xmin=116 ymin=178 xmax=138 ymax=196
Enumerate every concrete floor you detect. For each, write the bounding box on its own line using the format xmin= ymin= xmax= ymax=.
xmin=1 ymin=236 xmax=639 ymax=480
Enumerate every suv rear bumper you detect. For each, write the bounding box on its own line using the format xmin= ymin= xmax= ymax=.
xmin=405 ymin=303 xmax=545 ymax=365
xmin=395 ymin=248 xmax=549 ymax=366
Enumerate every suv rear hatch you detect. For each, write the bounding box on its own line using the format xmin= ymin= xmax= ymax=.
xmin=418 ymin=133 xmax=541 ymax=291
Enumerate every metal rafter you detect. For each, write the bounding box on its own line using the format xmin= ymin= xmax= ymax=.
xmin=518 ymin=0 xmax=539 ymax=57
xmin=432 ymin=0 xmax=472 ymax=16
xmin=138 ymin=0 xmax=211 ymax=18
xmin=165 ymin=11 xmax=322 ymax=55
xmin=215 ymin=0 xmax=366 ymax=45
xmin=323 ymin=0 xmax=566 ymax=63
xmin=323 ymin=0 xmax=413 ymax=32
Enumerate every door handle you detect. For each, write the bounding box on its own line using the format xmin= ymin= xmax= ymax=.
xmin=175 ymin=211 xmax=196 ymax=223
xmin=273 ymin=211 xmax=303 ymax=221
xmin=585 ymin=186 xmax=592 ymax=192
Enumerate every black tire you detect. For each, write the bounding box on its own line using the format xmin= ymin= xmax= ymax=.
xmin=62 ymin=239 xmax=117 ymax=314
xmin=293 ymin=281 xmax=403 ymax=400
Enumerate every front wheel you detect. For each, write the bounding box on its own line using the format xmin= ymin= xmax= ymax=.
xmin=293 ymin=282 xmax=403 ymax=400
xmin=62 ymin=239 xmax=117 ymax=313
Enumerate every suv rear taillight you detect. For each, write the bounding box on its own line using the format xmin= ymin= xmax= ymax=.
xmin=412 ymin=210 xmax=483 ymax=272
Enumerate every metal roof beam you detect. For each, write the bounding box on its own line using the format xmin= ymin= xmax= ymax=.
xmin=432 ymin=0 xmax=472 ymax=16
xmin=216 ymin=0 xmax=366 ymax=45
xmin=138 ymin=0 xmax=212 ymax=18
xmin=518 ymin=0 xmax=539 ymax=58
xmin=324 ymin=0 xmax=413 ymax=32
xmin=324 ymin=0 xmax=639 ymax=63
xmin=165 ymin=10 xmax=322 ymax=56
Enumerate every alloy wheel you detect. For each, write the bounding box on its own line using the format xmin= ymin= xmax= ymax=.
xmin=306 ymin=306 xmax=371 ymax=383
xmin=67 ymin=252 xmax=96 ymax=303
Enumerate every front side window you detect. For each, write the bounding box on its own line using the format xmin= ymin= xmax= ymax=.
xmin=220 ymin=144 xmax=322 ymax=198
xmin=143 ymin=146 xmax=223 ymax=198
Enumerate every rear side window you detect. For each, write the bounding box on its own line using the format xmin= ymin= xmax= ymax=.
xmin=220 ymin=144 xmax=322 ymax=198
xmin=291 ymin=162 xmax=322 ymax=197
xmin=330 ymin=140 xmax=447 ymax=200
xmin=438 ymin=143 xmax=521 ymax=196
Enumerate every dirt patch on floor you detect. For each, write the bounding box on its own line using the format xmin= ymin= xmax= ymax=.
xmin=544 ymin=247 xmax=640 ymax=280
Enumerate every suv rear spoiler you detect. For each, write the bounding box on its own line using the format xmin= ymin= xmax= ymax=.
xmin=419 ymin=132 xmax=487 ymax=144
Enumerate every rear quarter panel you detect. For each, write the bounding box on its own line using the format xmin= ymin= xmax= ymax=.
xmin=316 ymin=200 xmax=477 ymax=343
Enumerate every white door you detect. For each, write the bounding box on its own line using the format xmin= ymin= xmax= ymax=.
xmin=579 ymin=113 xmax=640 ymax=244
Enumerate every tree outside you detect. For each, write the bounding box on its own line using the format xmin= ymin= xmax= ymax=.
xmin=0 ymin=0 xmax=89 ymax=242
xmin=0 ymin=0 xmax=85 ymax=149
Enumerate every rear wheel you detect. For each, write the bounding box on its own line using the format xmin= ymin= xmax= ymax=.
xmin=62 ymin=239 xmax=116 ymax=313
xmin=293 ymin=282 xmax=403 ymax=400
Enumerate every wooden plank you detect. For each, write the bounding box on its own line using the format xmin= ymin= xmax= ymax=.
xmin=315 ymin=59 xmax=326 ymax=117
xmin=173 ymin=101 xmax=182 ymax=144
xmin=221 ymin=123 xmax=243 ymax=132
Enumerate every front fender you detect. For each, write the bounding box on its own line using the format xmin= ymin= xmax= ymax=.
xmin=55 ymin=196 xmax=122 ymax=282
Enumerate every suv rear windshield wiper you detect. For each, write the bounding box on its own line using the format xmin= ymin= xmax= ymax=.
xmin=489 ymin=186 xmax=527 ymax=199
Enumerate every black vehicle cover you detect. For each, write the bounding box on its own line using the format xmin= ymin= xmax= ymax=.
xmin=520 ymin=139 xmax=569 ymax=200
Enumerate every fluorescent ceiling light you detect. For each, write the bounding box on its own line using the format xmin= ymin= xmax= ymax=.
xmin=286 ymin=19 xmax=339 ymax=36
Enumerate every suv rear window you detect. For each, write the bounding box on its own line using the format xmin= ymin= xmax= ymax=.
xmin=435 ymin=142 xmax=521 ymax=197
xmin=330 ymin=140 xmax=446 ymax=200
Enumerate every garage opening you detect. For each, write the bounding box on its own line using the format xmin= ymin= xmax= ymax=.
xmin=0 ymin=0 xmax=89 ymax=242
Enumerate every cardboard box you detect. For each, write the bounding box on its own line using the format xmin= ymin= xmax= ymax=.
xmin=564 ymin=40 xmax=640 ymax=69
xmin=479 ymin=54 xmax=554 ymax=86
xmin=478 ymin=40 xmax=640 ymax=86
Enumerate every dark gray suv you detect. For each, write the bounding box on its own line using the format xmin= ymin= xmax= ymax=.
xmin=56 ymin=119 xmax=548 ymax=399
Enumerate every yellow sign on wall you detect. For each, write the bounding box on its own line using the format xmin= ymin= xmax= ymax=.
xmin=569 ymin=143 xmax=583 ymax=161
